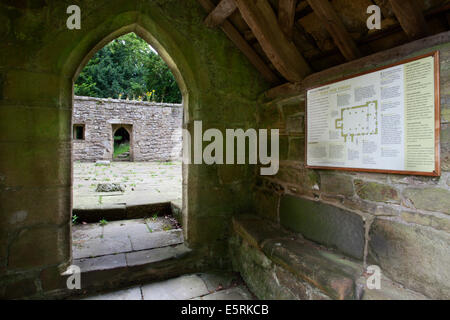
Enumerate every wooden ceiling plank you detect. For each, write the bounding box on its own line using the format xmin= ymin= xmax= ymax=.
xmin=198 ymin=0 xmax=280 ymax=84
xmin=278 ymin=0 xmax=297 ymax=40
xmin=204 ymin=0 xmax=237 ymax=28
xmin=234 ymin=0 xmax=311 ymax=82
xmin=306 ymin=0 xmax=361 ymax=61
xmin=389 ymin=0 xmax=430 ymax=40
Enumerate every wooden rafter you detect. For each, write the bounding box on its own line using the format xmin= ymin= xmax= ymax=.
xmin=198 ymin=0 xmax=280 ymax=84
xmin=306 ymin=0 xmax=361 ymax=61
xmin=234 ymin=0 xmax=311 ymax=82
xmin=204 ymin=0 xmax=237 ymax=28
xmin=278 ymin=0 xmax=297 ymax=40
xmin=389 ymin=0 xmax=429 ymax=40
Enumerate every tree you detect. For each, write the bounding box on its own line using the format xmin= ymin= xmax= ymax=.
xmin=74 ymin=33 xmax=182 ymax=103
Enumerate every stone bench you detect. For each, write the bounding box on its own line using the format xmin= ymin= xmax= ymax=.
xmin=230 ymin=214 xmax=428 ymax=300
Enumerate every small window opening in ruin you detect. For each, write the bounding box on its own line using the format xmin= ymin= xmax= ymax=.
xmin=73 ymin=124 xmax=85 ymax=140
xmin=71 ymin=32 xmax=183 ymax=267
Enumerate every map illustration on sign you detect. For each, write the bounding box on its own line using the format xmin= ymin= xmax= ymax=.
xmin=335 ymin=101 xmax=378 ymax=142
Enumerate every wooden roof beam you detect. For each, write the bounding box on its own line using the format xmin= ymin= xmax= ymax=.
xmin=197 ymin=0 xmax=280 ymax=84
xmin=306 ymin=0 xmax=361 ymax=61
xmin=278 ymin=0 xmax=297 ymax=40
xmin=234 ymin=0 xmax=311 ymax=82
xmin=389 ymin=0 xmax=430 ymax=40
xmin=204 ymin=0 xmax=237 ymax=28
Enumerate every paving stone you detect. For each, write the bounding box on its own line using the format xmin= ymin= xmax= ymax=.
xmin=75 ymin=253 xmax=127 ymax=272
xmin=73 ymin=232 xmax=132 ymax=259
xmin=101 ymin=219 xmax=148 ymax=237
xmin=197 ymin=272 xmax=239 ymax=292
xmin=141 ymin=274 xmax=209 ymax=300
xmin=125 ymin=244 xmax=190 ymax=267
xmin=129 ymin=229 xmax=183 ymax=251
xmin=83 ymin=286 xmax=142 ymax=300
xmin=197 ymin=286 xmax=253 ymax=300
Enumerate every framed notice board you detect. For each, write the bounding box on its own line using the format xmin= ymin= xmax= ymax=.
xmin=305 ymin=51 xmax=440 ymax=176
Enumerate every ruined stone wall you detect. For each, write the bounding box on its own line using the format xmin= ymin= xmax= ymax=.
xmin=72 ymin=96 xmax=183 ymax=162
xmin=251 ymin=33 xmax=450 ymax=299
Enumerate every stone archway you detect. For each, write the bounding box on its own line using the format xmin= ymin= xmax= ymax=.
xmin=0 ymin=1 xmax=267 ymax=298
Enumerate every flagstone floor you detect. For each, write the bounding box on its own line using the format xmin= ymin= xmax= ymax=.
xmin=81 ymin=273 xmax=254 ymax=300
xmin=73 ymin=161 xmax=182 ymax=210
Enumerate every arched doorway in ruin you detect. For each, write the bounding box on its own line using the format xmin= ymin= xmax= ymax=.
xmin=112 ymin=125 xmax=132 ymax=161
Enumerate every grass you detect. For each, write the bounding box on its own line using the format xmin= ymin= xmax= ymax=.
xmin=113 ymin=142 xmax=130 ymax=158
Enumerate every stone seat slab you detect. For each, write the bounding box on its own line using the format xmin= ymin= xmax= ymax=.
xmin=232 ymin=215 xmax=292 ymax=249
xmin=233 ymin=215 xmax=364 ymax=300
xmin=262 ymin=238 xmax=363 ymax=300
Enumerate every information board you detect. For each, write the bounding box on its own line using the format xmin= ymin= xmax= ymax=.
xmin=306 ymin=52 xmax=440 ymax=176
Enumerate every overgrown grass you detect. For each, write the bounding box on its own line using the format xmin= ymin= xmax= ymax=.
xmin=113 ymin=143 xmax=130 ymax=158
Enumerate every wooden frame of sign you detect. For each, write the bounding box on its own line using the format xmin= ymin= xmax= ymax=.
xmin=305 ymin=51 xmax=440 ymax=176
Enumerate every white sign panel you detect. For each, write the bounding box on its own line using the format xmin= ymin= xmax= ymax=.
xmin=306 ymin=53 xmax=440 ymax=176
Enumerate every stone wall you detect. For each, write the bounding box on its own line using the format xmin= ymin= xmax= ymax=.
xmin=251 ymin=33 xmax=450 ymax=299
xmin=72 ymin=96 xmax=183 ymax=162
xmin=0 ymin=0 xmax=268 ymax=299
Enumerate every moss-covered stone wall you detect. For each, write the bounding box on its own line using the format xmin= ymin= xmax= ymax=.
xmin=0 ymin=0 xmax=268 ymax=298
xmin=253 ymin=32 xmax=450 ymax=299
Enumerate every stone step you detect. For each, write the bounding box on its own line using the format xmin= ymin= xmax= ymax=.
xmin=232 ymin=215 xmax=428 ymax=300
xmin=68 ymin=244 xmax=205 ymax=297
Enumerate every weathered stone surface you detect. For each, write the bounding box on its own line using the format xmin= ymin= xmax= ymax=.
xmin=285 ymin=113 xmax=304 ymax=135
xmin=8 ymin=226 xmax=70 ymax=270
xmin=252 ymin=190 xmax=280 ymax=222
xmin=199 ymin=286 xmax=253 ymax=300
xmin=125 ymin=245 xmax=190 ymax=267
xmin=40 ymin=265 xmax=69 ymax=292
xmin=401 ymin=210 xmax=450 ymax=233
xmin=141 ymin=274 xmax=209 ymax=300
xmin=230 ymin=235 xmax=301 ymax=300
xmin=288 ymin=137 xmax=305 ymax=161
xmin=357 ymin=275 xmax=429 ymax=300
xmin=274 ymin=165 xmax=319 ymax=195
xmin=354 ymin=180 xmax=400 ymax=204
xmin=403 ymin=188 xmax=450 ymax=215
xmin=83 ymin=286 xmax=142 ymax=300
xmin=95 ymin=183 xmax=125 ymax=193
xmin=320 ymin=172 xmax=354 ymax=197
xmin=369 ymin=218 xmax=450 ymax=299
xmin=232 ymin=215 xmax=292 ymax=249
xmin=280 ymin=195 xmax=365 ymax=259
xmin=76 ymin=254 xmax=127 ymax=273
xmin=263 ymin=238 xmax=362 ymax=300
xmin=128 ymin=229 xmax=183 ymax=252
xmin=1 ymin=276 xmax=38 ymax=299
xmin=441 ymin=123 xmax=450 ymax=171
xmin=197 ymin=272 xmax=239 ymax=293
xmin=274 ymin=265 xmax=330 ymax=300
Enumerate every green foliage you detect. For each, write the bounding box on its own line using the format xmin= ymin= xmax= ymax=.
xmin=113 ymin=143 xmax=130 ymax=158
xmin=99 ymin=219 xmax=108 ymax=226
xmin=74 ymin=33 xmax=181 ymax=103
xmin=72 ymin=214 xmax=79 ymax=225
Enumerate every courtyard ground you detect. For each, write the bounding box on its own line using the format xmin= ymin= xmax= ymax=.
xmin=81 ymin=273 xmax=253 ymax=300
xmin=73 ymin=161 xmax=182 ymax=209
